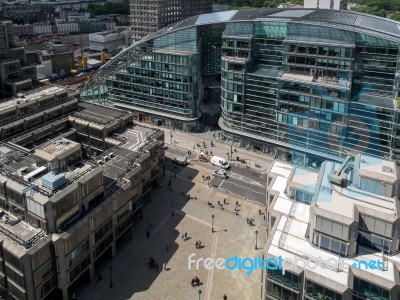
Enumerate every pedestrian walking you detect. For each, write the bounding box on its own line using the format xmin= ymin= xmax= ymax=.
xmin=223 ymin=198 xmax=226 ymax=205
xmin=181 ymin=233 xmax=185 ymax=240
xmin=147 ymin=230 xmax=150 ymax=239
xmin=163 ymin=263 xmax=167 ymax=270
xmin=184 ymin=232 xmax=187 ymax=240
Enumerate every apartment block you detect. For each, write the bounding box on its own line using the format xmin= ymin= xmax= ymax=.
xmin=265 ymin=155 xmax=400 ymax=299
xmin=0 ymin=85 xmax=165 ymax=300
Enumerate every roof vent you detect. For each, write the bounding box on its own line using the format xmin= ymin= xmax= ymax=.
xmin=382 ymin=166 xmax=392 ymax=173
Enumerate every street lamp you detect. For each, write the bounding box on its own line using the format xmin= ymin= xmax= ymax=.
xmin=255 ymin=231 xmax=258 ymax=250
xmin=171 ymin=199 xmax=174 ymax=217
xmin=226 ymin=152 xmax=229 ymax=161
xmin=109 ymin=266 xmax=113 ymax=288
xmin=198 ymin=290 xmax=202 ymax=300
xmin=212 ymin=215 xmax=215 ymax=232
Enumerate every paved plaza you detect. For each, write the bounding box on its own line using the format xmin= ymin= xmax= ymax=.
xmin=77 ymin=161 xmax=267 ymax=300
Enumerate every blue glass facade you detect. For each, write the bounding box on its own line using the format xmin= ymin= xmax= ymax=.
xmin=81 ymin=9 xmax=400 ymax=164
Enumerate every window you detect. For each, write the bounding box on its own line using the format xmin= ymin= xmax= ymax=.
xmin=359 ymin=215 xmax=392 ymax=238
xmin=295 ymin=190 xmax=313 ymax=203
xmin=315 ymin=217 xmax=349 ymax=240
xmin=353 ymin=277 xmax=389 ymax=300
xmin=306 ymin=280 xmax=342 ymax=300
xmin=313 ymin=232 xmax=348 ymax=257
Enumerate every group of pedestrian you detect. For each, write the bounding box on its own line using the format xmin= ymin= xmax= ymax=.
xmin=181 ymin=232 xmax=188 ymax=241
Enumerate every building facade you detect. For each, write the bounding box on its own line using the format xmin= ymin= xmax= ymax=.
xmin=82 ymin=9 xmax=400 ymax=165
xmin=32 ymin=23 xmax=53 ymax=36
xmin=56 ymin=22 xmax=79 ymax=35
xmin=0 ymin=21 xmax=36 ymax=99
xmin=89 ymin=28 xmax=131 ymax=52
xmin=130 ymin=0 xmax=212 ymax=42
xmin=265 ymin=155 xmax=400 ymax=300
xmin=0 ymin=86 xmax=165 ymax=300
xmin=13 ymin=24 xmax=34 ymax=37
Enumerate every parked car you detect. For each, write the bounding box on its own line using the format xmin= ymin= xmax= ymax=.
xmin=213 ymin=170 xmax=228 ymax=179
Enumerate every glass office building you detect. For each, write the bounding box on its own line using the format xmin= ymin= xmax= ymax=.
xmin=81 ymin=9 xmax=400 ymax=165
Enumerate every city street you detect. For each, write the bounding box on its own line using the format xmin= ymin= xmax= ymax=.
xmin=166 ymin=143 xmax=268 ymax=205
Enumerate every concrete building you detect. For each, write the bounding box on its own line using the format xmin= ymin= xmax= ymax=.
xmin=56 ymin=22 xmax=79 ymax=35
xmin=32 ymin=23 xmax=53 ymax=36
xmin=67 ymin=12 xmax=90 ymax=22
xmin=82 ymin=9 xmax=400 ymax=165
xmin=0 ymin=21 xmax=36 ymax=99
xmin=0 ymin=85 xmax=165 ymax=300
xmin=78 ymin=21 xmax=116 ymax=34
xmin=89 ymin=28 xmax=131 ymax=52
xmin=265 ymin=154 xmax=400 ymax=299
xmin=304 ymin=0 xmax=348 ymax=10
xmin=130 ymin=0 xmax=212 ymax=42
xmin=13 ymin=24 xmax=34 ymax=37
xmin=26 ymin=48 xmax=74 ymax=76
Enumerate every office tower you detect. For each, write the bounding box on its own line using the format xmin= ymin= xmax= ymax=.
xmin=130 ymin=0 xmax=212 ymax=42
xmin=81 ymin=9 xmax=400 ymax=165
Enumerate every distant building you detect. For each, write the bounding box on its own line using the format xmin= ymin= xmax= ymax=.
xmin=67 ymin=12 xmax=91 ymax=22
xmin=78 ymin=21 xmax=116 ymax=34
xmin=278 ymin=2 xmax=303 ymax=8
xmin=213 ymin=4 xmax=229 ymax=12
xmin=13 ymin=24 xmax=34 ymax=37
xmin=130 ymin=0 xmax=212 ymax=42
xmin=89 ymin=28 xmax=131 ymax=52
xmin=32 ymin=23 xmax=53 ymax=35
xmin=46 ymin=42 xmax=70 ymax=54
xmin=304 ymin=0 xmax=347 ymax=10
xmin=56 ymin=22 xmax=79 ymax=35
xmin=0 ymin=21 xmax=36 ymax=99
xmin=26 ymin=49 xmax=74 ymax=76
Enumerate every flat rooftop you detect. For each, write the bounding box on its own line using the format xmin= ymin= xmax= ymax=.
xmin=71 ymin=102 xmax=132 ymax=125
xmin=291 ymin=167 xmax=319 ymax=194
xmin=0 ymin=86 xmax=67 ymax=112
xmin=38 ymin=138 xmax=80 ymax=156
xmin=0 ymin=209 xmax=46 ymax=249
xmin=102 ymin=125 xmax=160 ymax=180
xmin=315 ymin=161 xmax=397 ymax=220
xmin=0 ymin=141 xmax=95 ymax=199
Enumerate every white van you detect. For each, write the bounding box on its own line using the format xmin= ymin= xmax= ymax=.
xmin=210 ymin=156 xmax=230 ymax=169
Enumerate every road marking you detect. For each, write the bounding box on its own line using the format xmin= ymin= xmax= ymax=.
xmin=218 ymin=179 xmax=225 ymax=188
xmin=222 ymin=181 xmax=266 ymax=196
xmin=205 ymin=233 xmax=218 ymax=300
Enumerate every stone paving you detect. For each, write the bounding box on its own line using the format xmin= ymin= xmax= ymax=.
xmin=76 ymin=163 xmax=266 ymax=300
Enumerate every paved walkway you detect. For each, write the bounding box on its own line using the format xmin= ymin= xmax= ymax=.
xmin=77 ymin=163 xmax=266 ymax=300
xmin=164 ymin=128 xmax=274 ymax=171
